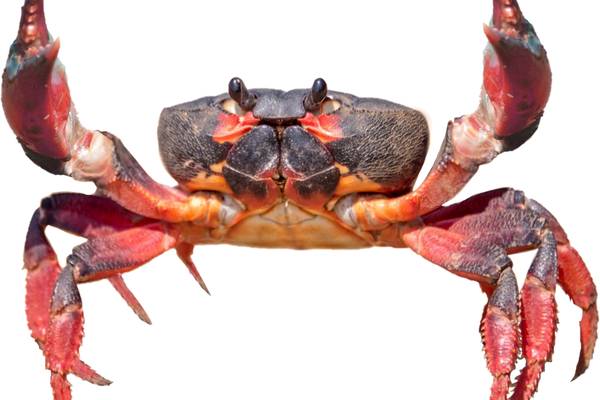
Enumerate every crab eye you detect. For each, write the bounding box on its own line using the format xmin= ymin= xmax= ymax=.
xmin=304 ymin=78 xmax=341 ymax=115
xmin=227 ymin=77 xmax=256 ymax=112
xmin=304 ymin=78 xmax=328 ymax=112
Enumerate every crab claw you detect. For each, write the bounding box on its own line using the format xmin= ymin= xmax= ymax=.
xmin=481 ymin=0 xmax=551 ymax=142
xmin=2 ymin=0 xmax=73 ymax=166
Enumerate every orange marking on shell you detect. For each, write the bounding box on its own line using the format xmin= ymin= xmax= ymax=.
xmin=183 ymin=171 xmax=233 ymax=194
xmin=334 ymin=173 xmax=387 ymax=197
xmin=298 ymin=112 xmax=343 ymax=142
xmin=212 ymin=112 xmax=259 ymax=143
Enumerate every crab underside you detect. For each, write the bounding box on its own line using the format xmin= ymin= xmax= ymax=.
xmin=1 ymin=0 xmax=597 ymax=399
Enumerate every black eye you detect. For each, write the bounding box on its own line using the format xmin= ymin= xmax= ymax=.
xmin=304 ymin=78 xmax=341 ymax=114
xmin=304 ymin=78 xmax=328 ymax=111
xmin=228 ymin=77 xmax=256 ymax=111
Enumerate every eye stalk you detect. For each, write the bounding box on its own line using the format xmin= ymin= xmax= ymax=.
xmin=228 ymin=77 xmax=256 ymax=111
xmin=304 ymin=78 xmax=328 ymax=112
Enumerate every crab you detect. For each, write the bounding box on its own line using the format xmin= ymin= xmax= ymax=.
xmin=1 ymin=0 xmax=597 ymax=399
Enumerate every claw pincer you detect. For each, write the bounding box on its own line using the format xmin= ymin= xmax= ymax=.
xmin=2 ymin=0 xmax=72 ymax=165
xmin=482 ymin=0 xmax=551 ymax=140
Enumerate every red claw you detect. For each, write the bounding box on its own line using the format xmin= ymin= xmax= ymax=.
xmin=18 ymin=0 xmax=50 ymax=49
xmin=2 ymin=0 xmax=72 ymax=161
xmin=483 ymin=0 xmax=551 ymax=138
xmin=492 ymin=0 xmax=524 ymax=34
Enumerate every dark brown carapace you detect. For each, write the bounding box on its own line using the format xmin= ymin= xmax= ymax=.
xmin=157 ymin=81 xmax=429 ymax=247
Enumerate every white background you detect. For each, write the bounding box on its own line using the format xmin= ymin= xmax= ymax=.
xmin=0 ymin=1 xmax=598 ymax=399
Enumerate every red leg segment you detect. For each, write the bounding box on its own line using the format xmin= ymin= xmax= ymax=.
xmin=482 ymin=268 xmax=520 ymax=400
xmin=511 ymin=231 xmax=558 ymax=400
xmin=558 ymin=245 xmax=598 ymax=379
xmin=43 ymin=224 xmax=178 ymax=400
xmin=37 ymin=193 xmax=156 ymax=322
xmin=525 ymin=199 xmax=598 ymax=379
xmin=177 ymin=242 xmax=211 ymax=295
xmin=22 ymin=193 xmax=208 ymax=399
xmin=434 ymin=188 xmax=598 ymax=380
xmin=403 ymin=226 xmax=522 ymax=400
xmin=402 ymin=188 xmax=595 ymax=399
xmin=108 ymin=275 xmax=152 ymax=325
xmin=24 ymin=208 xmax=111 ymax=388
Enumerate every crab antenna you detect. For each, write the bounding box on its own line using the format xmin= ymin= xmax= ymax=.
xmin=228 ymin=77 xmax=256 ymax=110
xmin=304 ymin=78 xmax=328 ymax=111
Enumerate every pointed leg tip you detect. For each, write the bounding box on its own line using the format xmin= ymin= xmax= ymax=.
xmin=96 ymin=377 xmax=113 ymax=387
xmin=136 ymin=310 xmax=153 ymax=325
xmin=199 ymin=280 xmax=212 ymax=296
xmin=573 ymin=305 xmax=598 ymax=381
xmin=571 ymin=364 xmax=587 ymax=382
xmin=84 ymin=374 xmax=113 ymax=387
xmin=139 ymin=313 xmax=153 ymax=325
xmin=109 ymin=275 xmax=153 ymax=325
xmin=71 ymin=359 xmax=113 ymax=386
xmin=130 ymin=304 xmax=153 ymax=325
xmin=176 ymin=244 xmax=212 ymax=296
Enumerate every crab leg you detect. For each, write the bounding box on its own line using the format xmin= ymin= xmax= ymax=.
xmin=2 ymin=0 xmax=239 ymax=224
xmin=24 ymin=193 xmax=156 ymax=383
xmin=558 ymin=245 xmax=598 ymax=379
xmin=523 ymin=199 xmax=598 ymax=379
xmin=342 ymin=0 xmax=551 ymax=230
xmin=512 ymin=230 xmax=558 ymax=400
xmin=177 ymin=242 xmax=212 ymax=295
xmin=32 ymin=193 xmax=158 ymax=322
xmin=404 ymin=188 xmax=596 ymax=398
xmin=483 ymin=268 xmax=520 ymax=400
xmin=401 ymin=207 xmax=567 ymax=399
xmin=402 ymin=226 xmax=523 ymax=400
xmin=23 ymin=193 xmax=213 ymax=399
xmin=45 ymin=222 xmax=178 ymax=399
xmin=425 ymin=188 xmax=598 ymax=380
xmin=25 ymin=209 xmax=111 ymax=388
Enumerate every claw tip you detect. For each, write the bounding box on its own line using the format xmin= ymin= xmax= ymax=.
xmin=492 ymin=0 xmax=523 ymax=30
xmin=45 ymin=38 xmax=61 ymax=62
xmin=483 ymin=24 xmax=505 ymax=51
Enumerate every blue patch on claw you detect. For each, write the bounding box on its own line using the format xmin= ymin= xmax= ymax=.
xmin=523 ymin=20 xmax=543 ymax=58
xmin=5 ymin=42 xmax=22 ymax=80
xmin=4 ymin=34 xmax=57 ymax=81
